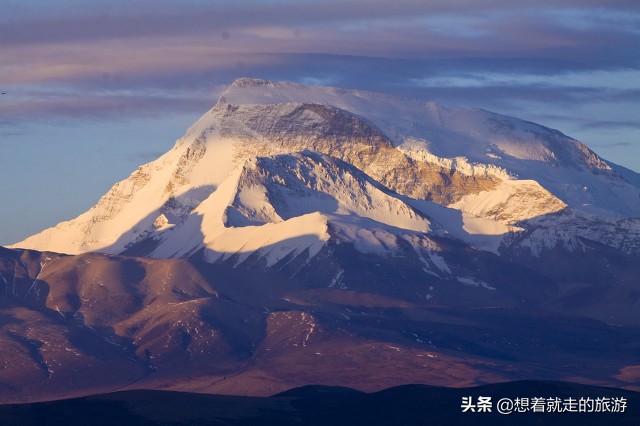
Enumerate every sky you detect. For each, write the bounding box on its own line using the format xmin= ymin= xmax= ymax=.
xmin=1 ymin=0 xmax=639 ymax=245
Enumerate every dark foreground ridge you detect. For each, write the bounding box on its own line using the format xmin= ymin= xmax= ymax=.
xmin=0 ymin=380 xmax=638 ymax=426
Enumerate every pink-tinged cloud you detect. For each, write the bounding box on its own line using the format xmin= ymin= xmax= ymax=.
xmin=0 ymin=0 xmax=637 ymax=136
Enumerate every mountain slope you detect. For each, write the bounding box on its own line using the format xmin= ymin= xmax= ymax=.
xmin=221 ymin=79 xmax=640 ymax=218
xmin=3 ymin=78 xmax=640 ymax=405
xmin=3 ymin=382 xmax=639 ymax=426
xmin=2 ymin=245 xmax=640 ymax=404
xmin=13 ymin=79 xmax=638 ymax=262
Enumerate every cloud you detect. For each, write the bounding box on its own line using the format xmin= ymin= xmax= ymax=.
xmin=0 ymin=90 xmax=212 ymax=122
xmin=0 ymin=0 xmax=637 ymax=137
xmin=2 ymin=1 xmax=638 ymax=64
xmin=412 ymin=69 xmax=640 ymax=90
xmin=119 ymin=149 xmax=168 ymax=163
xmin=580 ymin=120 xmax=640 ymax=131
xmin=0 ymin=129 xmax=29 ymax=138
xmin=594 ymin=141 xmax=632 ymax=148
xmin=1 ymin=52 xmax=637 ymax=125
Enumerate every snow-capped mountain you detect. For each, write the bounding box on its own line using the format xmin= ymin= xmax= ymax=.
xmin=4 ymin=79 xmax=640 ymax=403
xmin=11 ymin=78 xmax=640 ymax=267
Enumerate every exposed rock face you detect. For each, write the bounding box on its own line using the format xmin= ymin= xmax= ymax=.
xmin=11 ymin=79 xmax=639 ymax=261
xmin=2 ymin=237 xmax=640 ymax=403
xmin=3 ymin=79 xmax=640 ymax=403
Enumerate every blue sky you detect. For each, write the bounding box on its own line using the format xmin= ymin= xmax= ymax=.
xmin=1 ymin=0 xmax=639 ymax=245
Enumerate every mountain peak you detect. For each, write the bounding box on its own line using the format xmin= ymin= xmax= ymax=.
xmin=11 ymin=79 xmax=640 ymax=260
xmin=229 ymin=77 xmax=277 ymax=88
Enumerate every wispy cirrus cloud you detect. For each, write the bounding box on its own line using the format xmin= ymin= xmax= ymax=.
xmin=2 ymin=0 xmax=637 ymax=82
xmin=0 ymin=0 xmax=638 ymax=157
